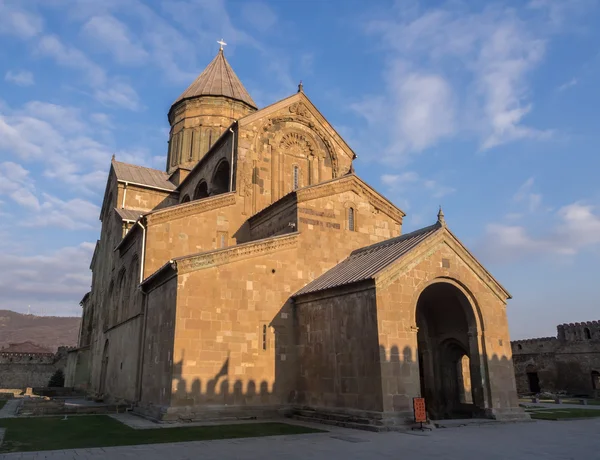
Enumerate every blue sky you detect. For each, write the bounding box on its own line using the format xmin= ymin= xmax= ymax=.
xmin=0 ymin=0 xmax=599 ymax=340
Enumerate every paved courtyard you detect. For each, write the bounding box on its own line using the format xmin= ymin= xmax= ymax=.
xmin=1 ymin=417 xmax=599 ymax=460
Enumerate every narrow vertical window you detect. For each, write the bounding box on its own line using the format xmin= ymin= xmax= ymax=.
xmin=293 ymin=165 xmax=299 ymax=191
xmin=208 ymin=130 xmax=213 ymax=149
xmin=584 ymin=328 xmax=592 ymax=340
xmin=348 ymin=207 xmax=355 ymax=231
xmin=188 ymin=131 xmax=194 ymax=160
xmin=262 ymin=325 xmax=267 ymax=350
xmin=217 ymin=231 xmax=228 ymax=249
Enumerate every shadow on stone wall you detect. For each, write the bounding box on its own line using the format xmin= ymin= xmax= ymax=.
xmin=165 ymin=338 xmax=519 ymax=422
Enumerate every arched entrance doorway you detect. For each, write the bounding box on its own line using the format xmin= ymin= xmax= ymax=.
xmin=99 ymin=340 xmax=109 ymax=395
xmin=416 ymin=281 xmax=486 ymax=420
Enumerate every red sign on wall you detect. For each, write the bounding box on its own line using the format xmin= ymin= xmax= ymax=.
xmin=413 ymin=397 xmax=427 ymax=423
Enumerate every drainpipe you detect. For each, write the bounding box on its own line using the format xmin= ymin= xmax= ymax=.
xmin=121 ymin=182 xmax=128 ymax=209
xmin=136 ymin=219 xmax=146 ymax=284
xmin=229 ymin=127 xmax=235 ymax=192
xmin=135 ymin=217 xmax=147 ymax=404
xmin=135 ymin=291 xmax=149 ymax=403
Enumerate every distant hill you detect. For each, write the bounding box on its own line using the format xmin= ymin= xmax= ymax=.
xmin=0 ymin=310 xmax=80 ymax=352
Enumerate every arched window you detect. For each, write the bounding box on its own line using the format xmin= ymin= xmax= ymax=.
xmin=292 ymin=165 xmax=299 ymax=191
xmin=348 ymin=207 xmax=355 ymax=231
xmin=181 ymin=194 xmax=191 ymax=203
xmin=517 ymin=344 xmax=522 ymax=350
xmin=194 ymin=181 xmax=209 ymax=200
xmin=117 ymin=269 xmax=127 ymax=324
xmin=211 ymin=160 xmax=230 ymax=195
xmin=584 ymin=327 xmax=592 ymax=340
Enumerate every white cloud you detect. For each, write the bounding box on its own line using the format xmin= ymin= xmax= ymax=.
xmin=82 ymin=14 xmax=149 ymax=65
xmin=513 ymin=177 xmax=542 ymax=212
xmin=0 ymin=3 xmax=43 ymax=38
xmin=5 ymin=70 xmax=35 ymax=86
xmin=479 ymin=202 xmax=600 ymax=263
xmin=25 ymin=195 xmax=100 ymax=230
xmin=0 ymin=242 xmax=94 ymax=316
xmin=94 ymin=81 xmax=141 ymax=111
xmin=36 ymin=34 xmax=141 ymax=110
xmin=357 ymin=2 xmax=556 ymax=160
xmin=240 ymin=2 xmax=278 ymax=32
xmin=0 ymin=161 xmax=40 ymax=210
xmin=0 ymin=100 xmax=159 ymax=194
xmin=558 ymin=77 xmax=578 ymax=92
xmin=37 ymin=34 xmax=106 ymax=87
xmin=381 ymin=171 xmax=455 ymax=200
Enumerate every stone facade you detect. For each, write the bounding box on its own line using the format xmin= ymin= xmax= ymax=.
xmin=511 ymin=321 xmax=600 ymax=397
xmin=66 ymin=48 xmax=525 ymax=427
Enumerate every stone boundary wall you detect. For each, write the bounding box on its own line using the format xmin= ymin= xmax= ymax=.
xmin=0 ymin=347 xmax=73 ymax=389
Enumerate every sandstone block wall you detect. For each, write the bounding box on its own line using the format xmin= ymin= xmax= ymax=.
xmin=295 ymin=286 xmax=383 ymax=412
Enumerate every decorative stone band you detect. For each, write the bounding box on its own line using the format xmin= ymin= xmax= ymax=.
xmin=174 ymin=233 xmax=299 ymax=275
xmin=146 ymin=192 xmax=236 ymax=226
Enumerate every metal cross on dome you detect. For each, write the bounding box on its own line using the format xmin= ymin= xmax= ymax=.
xmin=217 ymin=39 xmax=227 ymax=50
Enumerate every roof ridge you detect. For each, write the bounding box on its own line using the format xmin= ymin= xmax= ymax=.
xmin=350 ymin=222 xmax=441 ymax=256
xmin=113 ymin=160 xmax=168 ymax=175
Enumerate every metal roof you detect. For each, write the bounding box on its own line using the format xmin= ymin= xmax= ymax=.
xmin=294 ymin=223 xmax=441 ymax=297
xmin=173 ymin=49 xmax=256 ymax=108
xmin=115 ymin=208 xmax=144 ymax=222
xmin=112 ymin=160 xmax=176 ymax=191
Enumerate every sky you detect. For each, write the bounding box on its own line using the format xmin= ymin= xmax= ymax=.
xmin=0 ymin=0 xmax=599 ymax=340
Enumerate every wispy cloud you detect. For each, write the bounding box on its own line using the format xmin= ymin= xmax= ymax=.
xmin=353 ymin=2 xmax=558 ymax=162
xmin=0 ymin=242 xmax=95 ymax=316
xmin=557 ymin=77 xmax=578 ymax=92
xmin=0 ymin=3 xmax=43 ymax=39
xmin=5 ymin=70 xmax=34 ymax=86
xmin=0 ymin=101 xmax=157 ymax=194
xmin=478 ymin=202 xmax=600 ymax=263
xmin=81 ymin=14 xmax=149 ymax=65
xmin=513 ymin=177 xmax=542 ymax=212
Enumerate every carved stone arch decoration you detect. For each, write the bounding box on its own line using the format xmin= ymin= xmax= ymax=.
xmin=278 ymin=131 xmax=315 ymax=158
xmin=258 ymin=116 xmax=339 ymax=178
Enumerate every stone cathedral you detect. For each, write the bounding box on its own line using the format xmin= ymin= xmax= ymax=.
xmin=66 ymin=45 xmax=526 ymax=428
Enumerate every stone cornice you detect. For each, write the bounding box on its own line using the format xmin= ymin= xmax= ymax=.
xmin=296 ymin=175 xmax=405 ymax=223
xmin=174 ymin=233 xmax=299 ymax=275
xmin=146 ymin=192 xmax=236 ymax=226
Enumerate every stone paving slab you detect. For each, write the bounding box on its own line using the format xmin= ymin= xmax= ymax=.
xmin=1 ymin=417 xmax=599 ymax=459
xmin=0 ymin=400 xmax=19 ymax=419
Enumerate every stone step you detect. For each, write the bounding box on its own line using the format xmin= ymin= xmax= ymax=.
xmin=291 ymin=414 xmax=385 ymax=432
xmin=292 ymin=409 xmax=379 ymax=426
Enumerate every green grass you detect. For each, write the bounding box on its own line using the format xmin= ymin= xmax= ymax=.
xmin=0 ymin=415 xmax=325 ymax=453
xmin=528 ymin=409 xmax=600 ymax=420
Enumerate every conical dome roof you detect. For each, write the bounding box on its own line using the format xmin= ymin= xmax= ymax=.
xmin=173 ymin=49 xmax=256 ymax=108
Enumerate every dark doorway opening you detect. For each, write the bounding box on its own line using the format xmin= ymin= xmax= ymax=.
xmin=527 ymin=372 xmax=541 ymax=393
xmin=416 ymin=282 xmax=485 ymax=420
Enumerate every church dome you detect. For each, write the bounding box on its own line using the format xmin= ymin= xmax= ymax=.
xmin=172 ymin=49 xmax=256 ymax=109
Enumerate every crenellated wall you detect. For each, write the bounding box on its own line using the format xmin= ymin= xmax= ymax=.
xmin=0 ymin=347 xmax=72 ymax=389
xmin=511 ymin=321 xmax=600 ymax=396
